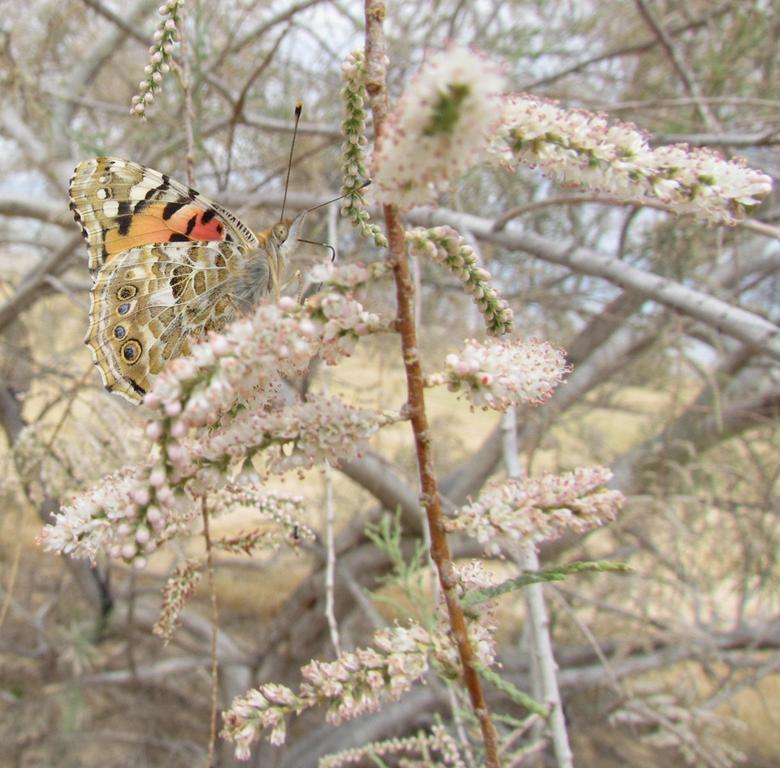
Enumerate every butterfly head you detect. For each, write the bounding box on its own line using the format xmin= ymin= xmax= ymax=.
xmin=270 ymin=221 xmax=290 ymax=245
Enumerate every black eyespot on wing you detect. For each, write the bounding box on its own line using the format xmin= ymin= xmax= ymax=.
xmin=169 ymin=233 xmax=190 ymax=242
xmin=114 ymin=325 xmax=126 ymax=339
xmin=202 ymin=209 xmax=216 ymax=224
xmin=117 ymin=285 xmax=137 ymax=300
xmin=121 ymin=339 xmax=142 ymax=363
xmin=162 ymin=201 xmax=185 ymax=220
xmin=185 ymin=214 xmax=197 ymax=235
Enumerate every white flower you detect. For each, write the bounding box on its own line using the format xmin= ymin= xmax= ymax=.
xmin=373 ymin=45 xmax=505 ymax=208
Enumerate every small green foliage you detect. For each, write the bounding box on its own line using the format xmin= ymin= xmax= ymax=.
xmin=478 ymin=666 xmax=548 ymax=716
xmin=364 ymin=509 xmax=429 ymax=619
xmin=461 ymin=559 xmax=631 ymax=607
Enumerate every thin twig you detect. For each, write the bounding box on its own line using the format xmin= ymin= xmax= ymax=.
xmin=324 ymin=460 xmax=341 ymax=653
xmin=0 ymin=520 xmax=23 ymax=632
xmin=200 ymin=498 xmax=219 ymax=768
xmin=363 ymin=3 xmax=500 ymax=765
xmin=503 ymin=408 xmax=573 ymax=768
xmin=634 ymin=0 xmax=720 ymax=132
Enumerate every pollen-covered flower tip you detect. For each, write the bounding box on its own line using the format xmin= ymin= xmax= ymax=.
xmin=373 ymin=45 xmax=505 ymax=208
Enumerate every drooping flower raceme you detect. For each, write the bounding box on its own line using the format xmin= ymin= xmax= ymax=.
xmin=447 ymin=467 xmax=625 ymax=555
xmin=373 ymin=45 xmax=505 ymax=208
xmin=340 ymin=50 xmax=388 ymax=246
xmin=428 ymin=338 xmax=569 ymax=410
xmin=319 ymin=724 xmax=467 ymax=768
xmin=222 ymin=620 xmax=497 ymax=760
xmin=131 ymin=0 xmax=185 ymax=118
xmin=488 ymin=93 xmax=773 ymax=224
xmin=407 ymin=226 xmax=513 ymax=336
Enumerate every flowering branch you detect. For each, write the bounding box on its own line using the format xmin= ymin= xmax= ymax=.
xmin=222 ymin=619 xmax=497 ymax=759
xmin=363 ymin=5 xmax=501 ymax=766
xmin=372 ymin=44 xmax=505 ymax=209
xmin=446 ymin=467 xmax=625 ymax=556
xmin=488 ymin=93 xmax=772 ymax=225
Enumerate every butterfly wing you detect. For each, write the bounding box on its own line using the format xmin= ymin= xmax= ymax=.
xmin=69 ymin=157 xmax=259 ymax=274
xmin=86 ymin=240 xmax=264 ymax=403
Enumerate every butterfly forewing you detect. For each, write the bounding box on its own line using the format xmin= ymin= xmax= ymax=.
xmin=69 ymin=157 xmax=259 ymax=274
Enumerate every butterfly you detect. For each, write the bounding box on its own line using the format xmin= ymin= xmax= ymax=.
xmin=69 ymin=157 xmax=306 ymax=404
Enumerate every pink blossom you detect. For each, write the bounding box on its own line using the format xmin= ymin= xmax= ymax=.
xmin=447 ymin=467 xmax=625 ymax=554
xmin=436 ymin=338 xmax=569 ymax=410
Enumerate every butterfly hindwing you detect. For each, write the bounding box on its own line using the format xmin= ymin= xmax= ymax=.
xmin=69 ymin=157 xmax=259 ymax=274
xmin=85 ymin=240 xmax=263 ymax=403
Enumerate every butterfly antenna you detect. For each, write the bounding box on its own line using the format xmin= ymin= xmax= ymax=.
xmin=303 ymin=180 xmax=371 ymax=215
xmin=280 ymin=101 xmax=302 ymax=223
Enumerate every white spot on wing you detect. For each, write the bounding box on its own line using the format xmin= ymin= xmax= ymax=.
xmin=130 ymin=182 xmax=155 ymax=201
xmin=103 ymin=200 xmax=119 ymax=217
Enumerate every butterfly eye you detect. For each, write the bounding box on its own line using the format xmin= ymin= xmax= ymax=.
xmin=273 ymin=223 xmax=288 ymax=242
xmin=121 ymin=339 xmax=142 ymax=363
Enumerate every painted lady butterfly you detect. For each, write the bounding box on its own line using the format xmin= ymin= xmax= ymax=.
xmin=69 ymin=157 xmax=305 ymax=403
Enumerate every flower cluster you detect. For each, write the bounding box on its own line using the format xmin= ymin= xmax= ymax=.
xmin=193 ymin=394 xmax=387 ymax=476
xmin=320 ymin=725 xmax=467 ymax=768
xmin=307 ymin=259 xmax=388 ymax=293
xmin=143 ymin=293 xmax=381 ymax=476
xmin=42 ymin=287 xmax=386 ymax=567
xmin=209 ymin=483 xmax=315 ymax=544
xmin=37 ymin=466 xmax=184 ymax=569
xmin=488 ymin=93 xmax=773 ymax=224
xmin=153 ymin=558 xmax=201 ymax=642
xmin=222 ymin=620 xmax=496 ymax=760
xmin=340 ymin=50 xmax=388 ymax=246
xmin=429 ymin=338 xmax=569 ymax=410
xmin=447 ymin=467 xmax=625 ymax=555
xmin=407 ymin=226 xmax=513 ymax=335
xmin=131 ymin=0 xmax=185 ymax=118
xmin=373 ymin=45 xmax=505 ymax=208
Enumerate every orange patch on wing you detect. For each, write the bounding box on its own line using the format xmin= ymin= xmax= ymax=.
xmin=167 ymin=205 xmax=225 ymax=241
xmin=103 ymin=203 xmax=227 ymax=255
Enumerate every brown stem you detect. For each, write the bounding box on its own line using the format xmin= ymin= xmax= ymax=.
xmin=363 ymin=3 xmax=500 ymax=765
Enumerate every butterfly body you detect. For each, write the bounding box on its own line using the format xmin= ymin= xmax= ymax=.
xmin=70 ymin=157 xmax=299 ymax=403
